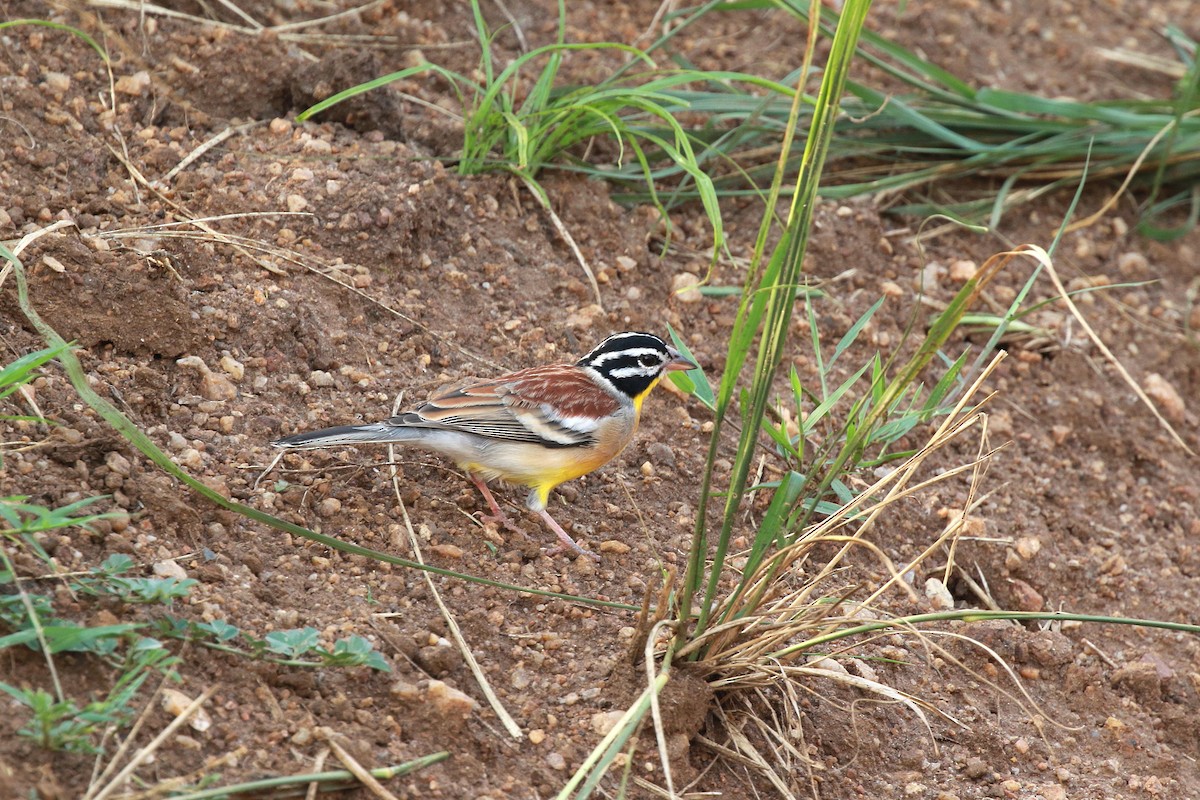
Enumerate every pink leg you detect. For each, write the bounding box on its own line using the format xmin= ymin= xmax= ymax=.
xmin=469 ymin=473 xmax=508 ymax=523
xmin=469 ymin=473 xmax=526 ymax=536
xmin=537 ymin=509 xmax=599 ymax=560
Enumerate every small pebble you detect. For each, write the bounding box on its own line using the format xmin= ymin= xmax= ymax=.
xmin=671 ymin=272 xmax=703 ymax=303
xmin=806 ymin=656 xmax=848 ymax=674
xmin=1143 ymin=373 xmax=1185 ymax=422
xmin=44 ymin=71 xmax=71 ymax=92
xmin=528 ymin=728 xmax=546 ymax=745
xmin=389 ymin=681 xmax=421 ymax=702
xmin=106 ymin=451 xmax=132 ymax=477
xmin=1015 ymin=536 xmax=1042 ymax=560
xmin=1009 ymin=578 xmax=1044 ymax=612
xmin=599 ymin=540 xmax=630 ymax=554
xmin=154 ymin=560 xmax=188 ymax=580
xmin=948 ymin=259 xmax=977 ymax=282
xmin=114 ymin=70 xmax=151 ymax=95
xmin=425 ymin=680 xmax=478 ymax=718
xmin=924 ymin=577 xmax=955 ymax=610
xmin=178 ymin=448 xmax=203 ymax=469
xmin=430 ymin=544 xmax=464 ymax=559
xmin=317 ymin=497 xmax=341 ymax=517
xmin=1116 ymin=251 xmax=1149 ymax=277
xmin=545 ymin=752 xmax=566 ymax=771
xmin=309 ymin=370 xmax=335 ymax=388
xmin=510 ymin=667 xmax=532 ymax=690
xmin=161 ymin=688 xmax=212 ymax=732
xmin=219 ymin=355 xmax=244 ymax=381
xmin=591 ymin=710 xmax=624 ymax=736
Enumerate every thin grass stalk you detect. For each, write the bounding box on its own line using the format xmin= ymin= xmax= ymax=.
xmin=678 ymin=0 xmax=874 ymax=647
xmin=1144 ymin=53 xmax=1200 ymax=214
xmin=676 ymin=0 xmax=822 ymax=643
xmin=770 ymin=609 xmax=1200 ymax=662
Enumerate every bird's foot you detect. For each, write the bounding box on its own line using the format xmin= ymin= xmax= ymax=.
xmin=538 ymin=510 xmax=600 ymax=561
xmin=479 ymin=512 xmax=525 ymax=537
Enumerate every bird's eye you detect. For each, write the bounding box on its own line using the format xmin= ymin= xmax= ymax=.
xmin=638 ymin=355 xmax=658 ymax=368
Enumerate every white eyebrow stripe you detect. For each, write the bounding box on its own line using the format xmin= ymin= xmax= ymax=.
xmin=589 ymin=348 xmax=665 ymax=366
xmin=609 ymin=366 xmax=657 ymax=379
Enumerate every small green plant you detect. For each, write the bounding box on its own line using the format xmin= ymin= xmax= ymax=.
xmin=154 ymin=617 xmax=392 ymax=672
xmin=74 ymin=553 xmax=198 ymax=604
xmin=0 ymin=640 xmax=176 ymax=753
xmin=1 ymin=491 xmax=183 ymax=753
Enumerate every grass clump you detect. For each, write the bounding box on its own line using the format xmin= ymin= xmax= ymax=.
xmin=603 ymin=4 xmax=1200 ymax=236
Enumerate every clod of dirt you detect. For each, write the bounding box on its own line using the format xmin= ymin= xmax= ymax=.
xmin=964 ymin=756 xmax=990 ymax=780
xmin=416 ymin=642 xmax=463 ymax=677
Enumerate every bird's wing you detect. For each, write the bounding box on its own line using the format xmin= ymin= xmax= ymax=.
xmin=390 ymin=364 xmax=621 ymax=448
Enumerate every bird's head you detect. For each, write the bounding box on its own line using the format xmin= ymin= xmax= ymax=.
xmin=577 ymin=331 xmax=698 ymax=406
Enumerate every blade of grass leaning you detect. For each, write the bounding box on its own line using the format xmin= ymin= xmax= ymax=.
xmin=678 ymin=0 xmax=825 ymax=639
xmin=0 ymin=20 xmax=110 ymax=64
xmin=1 ymin=226 xmax=637 ymax=613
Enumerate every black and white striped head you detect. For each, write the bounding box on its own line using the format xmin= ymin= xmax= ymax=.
xmin=577 ymin=331 xmax=697 ymax=403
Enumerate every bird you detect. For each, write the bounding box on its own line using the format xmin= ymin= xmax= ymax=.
xmin=272 ymin=331 xmax=698 ymax=557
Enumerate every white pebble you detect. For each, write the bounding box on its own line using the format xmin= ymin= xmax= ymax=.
xmin=671 ymin=272 xmax=703 ymax=303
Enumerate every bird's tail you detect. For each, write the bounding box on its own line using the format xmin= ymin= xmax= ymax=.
xmin=272 ymin=421 xmax=422 ymax=450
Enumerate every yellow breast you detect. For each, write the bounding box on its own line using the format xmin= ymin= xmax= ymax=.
xmin=466 ymin=407 xmax=640 ymax=510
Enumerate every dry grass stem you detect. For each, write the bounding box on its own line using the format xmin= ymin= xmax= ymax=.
xmin=516 ymin=174 xmax=604 ymax=310
xmin=306 ymin=748 xmax=331 ymax=800
xmin=109 ymin=748 xmax=247 ymax=800
xmin=387 ymin=392 xmax=523 ymax=740
xmin=1094 ymin=47 xmax=1188 ymax=78
xmin=646 ymin=619 xmax=678 ymax=799
xmin=86 ymin=670 xmax=183 ymax=798
xmin=325 ymin=734 xmax=400 ymax=800
xmin=155 ymin=121 xmax=260 ymax=187
xmin=89 ymin=686 xmax=219 ymax=800
xmin=1029 ymin=243 xmax=1193 ymax=453
xmin=87 ymin=0 xmax=416 ymax=46
xmin=690 ymin=355 xmax=1003 ymax=666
